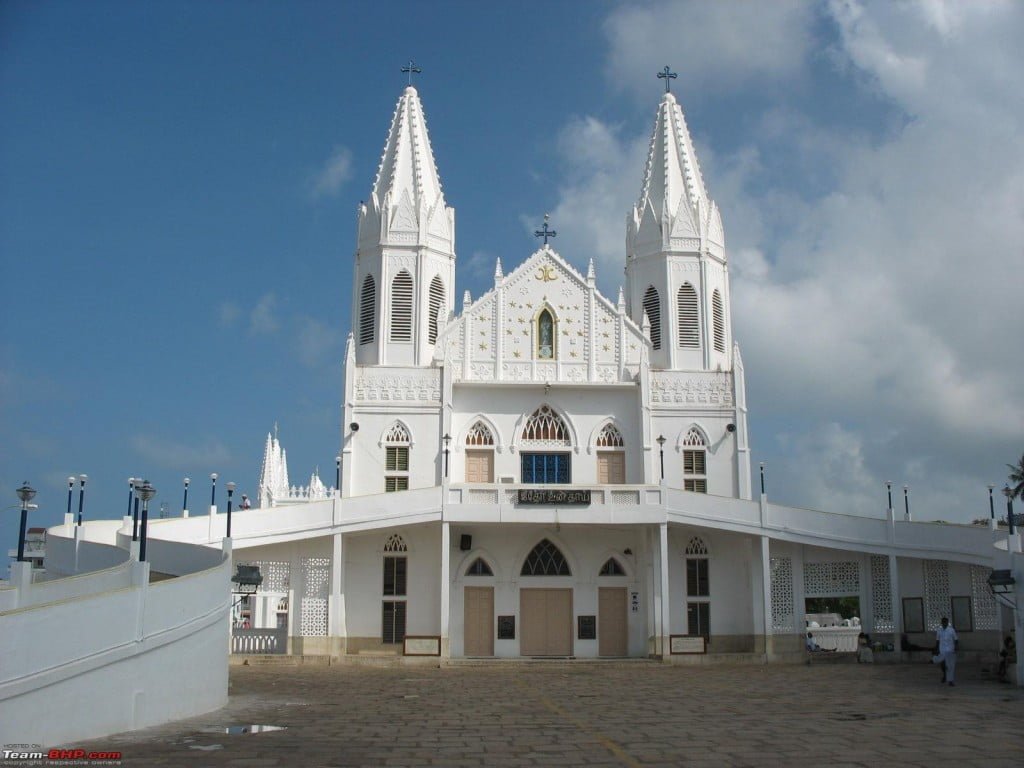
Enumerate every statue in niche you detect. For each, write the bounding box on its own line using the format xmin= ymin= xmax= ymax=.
xmin=538 ymin=309 xmax=554 ymax=359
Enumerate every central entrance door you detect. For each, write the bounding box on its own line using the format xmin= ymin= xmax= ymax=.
xmin=519 ymin=588 xmax=573 ymax=656
xmin=598 ymin=587 xmax=627 ymax=656
xmin=463 ymin=586 xmax=494 ymax=656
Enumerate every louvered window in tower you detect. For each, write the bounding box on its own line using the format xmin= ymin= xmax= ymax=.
xmin=643 ymin=286 xmax=661 ymax=350
xmin=677 ymin=283 xmax=699 ymax=348
xmin=682 ymin=428 xmax=707 ymax=493
xmin=428 ymin=276 xmax=445 ymax=345
xmin=712 ymin=290 xmax=725 ymax=353
xmin=390 ymin=270 xmax=413 ymax=342
xmin=359 ymin=275 xmax=376 ymax=345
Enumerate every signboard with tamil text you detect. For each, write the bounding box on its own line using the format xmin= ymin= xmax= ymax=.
xmin=517 ymin=489 xmax=592 ymax=505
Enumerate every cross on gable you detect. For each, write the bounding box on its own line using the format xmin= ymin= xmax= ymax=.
xmin=401 ymin=60 xmax=422 ymax=85
xmin=534 ymin=213 xmax=557 ymax=246
xmin=657 ymin=65 xmax=677 ymax=93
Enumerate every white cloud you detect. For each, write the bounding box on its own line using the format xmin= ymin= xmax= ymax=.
xmin=603 ymin=0 xmax=813 ymax=95
xmin=219 ymin=301 xmax=241 ymax=327
xmin=296 ymin=316 xmax=343 ymax=369
xmin=310 ymin=146 xmax=354 ymax=199
xmin=132 ymin=434 xmax=232 ymax=470
xmin=248 ymin=292 xmax=280 ymax=335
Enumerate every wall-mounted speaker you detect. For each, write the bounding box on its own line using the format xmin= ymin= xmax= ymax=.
xmin=460 ymin=534 xmax=472 ymax=551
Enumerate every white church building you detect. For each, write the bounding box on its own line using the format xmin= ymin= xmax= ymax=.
xmin=233 ymin=82 xmax=1007 ymax=660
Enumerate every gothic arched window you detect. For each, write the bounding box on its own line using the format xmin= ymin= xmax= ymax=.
xmin=596 ymin=423 xmax=624 ymax=448
xmin=428 ymin=276 xmax=445 ymax=345
xmin=465 ymin=558 xmax=493 ymax=576
xmin=537 ymin=308 xmax=555 ymax=359
xmin=383 ymin=423 xmax=411 ymax=493
xmin=643 ymin=286 xmax=662 ymax=350
xmin=465 ymin=421 xmax=494 ymax=446
xmin=677 ymin=283 xmax=699 ymax=349
xmin=359 ymin=275 xmax=376 ymax=345
xmin=712 ymin=289 xmax=725 ymax=353
xmin=521 ymin=539 xmax=571 ymax=576
xmin=682 ymin=428 xmax=707 ymax=494
xmin=599 ymin=557 xmax=626 ymax=576
xmin=390 ymin=270 xmax=413 ymax=342
xmin=521 ymin=405 xmax=570 ymax=445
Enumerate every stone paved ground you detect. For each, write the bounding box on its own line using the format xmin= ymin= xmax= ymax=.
xmin=80 ymin=661 xmax=1024 ymax=767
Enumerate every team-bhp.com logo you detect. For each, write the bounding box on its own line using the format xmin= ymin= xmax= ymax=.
xmin=3 ymin=745 xmax=122 ymax=765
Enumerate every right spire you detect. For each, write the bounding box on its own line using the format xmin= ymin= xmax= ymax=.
xmin=627 ymin=81 xmax=724 ymax=262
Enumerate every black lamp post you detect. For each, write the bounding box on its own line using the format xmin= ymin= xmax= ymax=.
xmin=886 ymin=481 xmax=893 ymax=511
xmin=656 ymin=435 xmax=666 ymax=481
xmin=129 ymin=478 xmax=139 ymax=541
xmin=443 ymin=434 xmax=451 ymax=479
xmin=226 ymin=482 xmax=235 ymax=538
xmin=126 ymin=477 xmax=135 ymax=520
xmin=136 ymin=479 xmax=155 ymax=563
xmin=67 ymin=476 xmax=75 ymax=519
xmin=335 ymin=456 xmax=341 ymax=492
xmin=210 ymin=473 xmax=218 ymax=510
xmin=1005 ymin=485 xmax=1015 ymax=536
xmin=133 ymin=492 xmax=140 ymax=542
xmin=988 ymin=484 xmax=995 ymax=520
xmin=77 ymin=474 xmax=88 ymax=526
xmin=15 ymin=482 xmax=36 ymax=562
xmin=759 ymin=462 xmax=766 ymax=495
xmin=182 ymin=477 xmax=190 ymax=515
xmin=903 ymin=485 xmax=910 ymax=520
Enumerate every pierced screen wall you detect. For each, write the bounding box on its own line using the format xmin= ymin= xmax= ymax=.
xmin=804 ymin=561 xmax=860 ymax=597
xmin=239 ymin=560 xmax=290 ymax=593
xmin=970 ymin=565 xmax=998 ymax=630
xmin=924 ymin=559 xmax=950 ymax=631
xmin=869 ymin=555 xmax=894 ymax=632
xmin=770 ymin=557 xmax=794 ymax=632
xmin=300 ymin=556 xmax=330 ymax=637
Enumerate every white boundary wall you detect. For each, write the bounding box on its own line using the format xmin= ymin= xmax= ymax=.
xmin=0 ymin=525 xmax=230 ymax=746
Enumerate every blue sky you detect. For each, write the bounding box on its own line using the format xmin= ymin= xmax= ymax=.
xmin=2 ymin=1 xmax=1022 ymax=557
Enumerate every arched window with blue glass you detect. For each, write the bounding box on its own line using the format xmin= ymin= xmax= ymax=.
xmin=519 ymin=405 xmax=572 ymax=484
xmin=536 ymin=308 xmax=556 ymax=360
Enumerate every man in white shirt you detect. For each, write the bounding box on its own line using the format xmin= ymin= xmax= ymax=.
xmin=936 ymin=616 xmax=959 ymax=686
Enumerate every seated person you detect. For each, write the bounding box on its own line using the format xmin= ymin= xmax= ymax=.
xmin=998 ymin=636 xmax=1016 ymax=680
xmin=857 ymin=632 xmax=874 ymax=664
xmin=806 ymin=632 xmax=820 ymax=652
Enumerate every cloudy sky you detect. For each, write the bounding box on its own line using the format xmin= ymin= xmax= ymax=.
xmin=2 ymin=0 xmax=1022 ymax=554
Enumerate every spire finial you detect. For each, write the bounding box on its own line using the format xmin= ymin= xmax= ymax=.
xmin=657 ymin=65 xmax=677 ymax=94
xmin=534 ymin=213 xmax=557 ymax=246
xmin=401 ymin=59 xmax=422 ymax=86
xmin=274 ymin=421 xmax=279 ymax=441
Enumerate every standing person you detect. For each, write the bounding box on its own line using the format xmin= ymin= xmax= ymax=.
xmin=935 ymin=617 xmax=959 ymax=686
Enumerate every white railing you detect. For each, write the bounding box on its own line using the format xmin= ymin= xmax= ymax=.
xmin=232 ymin=627 xmax=287 ymax=654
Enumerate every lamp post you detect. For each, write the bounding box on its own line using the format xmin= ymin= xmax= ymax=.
xmin=988 ymin=484 xmax=995 ymax=520
xmin=226 ymin=482 xmax=236 ymax=538
xmin=67 ymin=476 xmax=75 ymax=519
xmin=443 ymin=434 xmax=451 ymax=479
xmin=128 ymin=477 xmax=138 ymax=540
xmin=886 ymin=481 xmax=893 ymax=511
xmin=126 ymin=477 xmax=135 ymax=519
xmin=656 ymin=435 xmax=666 ymax=481
xmin=77 ymin=474 xmax=88 ymax=526
xmin=133 ymin=490 xmax=141 ymax=542
xmin=759 ymin=462 xmax=766 ymax=495
xmin=1005 ymin=485 xmax=1015 ymax=536
xmin=182 ymin=477 xmax=190 ymax=515
xmin=15 ymin=482 xmax=36 ymax=562
xmin=210 ymin=473 xmax=218 ymax=510
xmin=335 ymin=456 xmax=341 ymax=492
xmin=903 ymin=485 xmax=910 ymax=521
xmin=136 ymin=480 xmax=155 ymax=563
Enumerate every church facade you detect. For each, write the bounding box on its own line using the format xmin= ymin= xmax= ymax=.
xmin=237 ymin=84 xmax=1002 ymax=660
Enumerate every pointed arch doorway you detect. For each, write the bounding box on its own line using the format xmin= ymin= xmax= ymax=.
xmin=519 ymin=539 xmax=573 ymax=656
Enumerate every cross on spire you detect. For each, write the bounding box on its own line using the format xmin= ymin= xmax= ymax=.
xmin=401 ymin=59 xmax=422 ymax=85
xmin=657 ymin=65 xmax=677 ymax=93
xmin=534 ymin=214 xmax=557 ymax=246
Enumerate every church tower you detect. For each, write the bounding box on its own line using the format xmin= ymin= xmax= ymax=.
xmin=625 ymin=87 xmax=732 ymax=373
xmin=352 ymin=86 xmax=456 ymax=367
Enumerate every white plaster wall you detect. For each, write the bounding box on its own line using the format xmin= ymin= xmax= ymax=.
xmin=656 ymin=413 xmax=739 ymax=496
xmin=346 ymin=406 xmax=442 ymax=496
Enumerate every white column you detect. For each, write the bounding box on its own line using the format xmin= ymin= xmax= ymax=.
xmin=889 ymin=554 xmax=903 ymax=645
xmin=329 ymin=533 xmax=346 ymax=653
xmin=441 ymin=521 xmax=451 ymax=658
xmin=759 ymin=535 xmax=773 ymax=656
xmin=659 ymin=522 xmax=670 ymax=657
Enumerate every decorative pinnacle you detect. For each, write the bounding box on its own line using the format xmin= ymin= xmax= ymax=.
xmin=586 ymin=258 xmax=595 ymax=281
xmin=494 ymin=257 xmax=503 ymax=279
xmin=657 ymin=65 xmax=677 ymax=94
xmin=534 ymin=213 xmax=557 ymax=246
xmin=401 ymin=59 xmax=422 ymax=86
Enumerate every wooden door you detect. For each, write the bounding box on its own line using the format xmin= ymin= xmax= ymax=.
xmin=464 ymin=586 xmax=494 ymax=656
xmin=598 ymin=587 xmax=628 ymax=657
xmin=597 ymin=452 xmax=625 ymax=484
xmin=465 ymin=450 xmax=494 ymax=483
xmin=520 ymin=588 xmax=573 ymax=656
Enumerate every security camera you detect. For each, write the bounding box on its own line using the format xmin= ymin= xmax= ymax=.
xmin=726 ymin=423 xmax=736 ymax=433
xmin=349 ymin=422 xmax=360 ymax=432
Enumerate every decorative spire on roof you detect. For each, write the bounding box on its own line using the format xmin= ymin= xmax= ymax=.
xmin=258 ymin=427 xmax=290 ymax=508
xmin=628 ymin=68 xmax=724 ymax=260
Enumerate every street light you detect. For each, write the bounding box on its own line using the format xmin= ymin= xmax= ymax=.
xmin=183 ymin=477 xmax=190 ymax=516
xmin=335 ymin=456 xmax=341 ymax=492
xmin=886 ymin=481 xmax=893 ymax=511
xmin=759 ymin=462 xmax=766 ymax=496
xmin=443 ymin=434 xmax=451 ymax=479
xmin=210 ymin=472 xmax=218 ymax=510
xmin=77 ymin=474 xmax=88 ymax=526
xmin=1005 ymin=485 xmax=1015 ymax=536
xmin=15 ymin=482 xmax=37 ymax=562
xmin=226 ymin=482 xmax=236 ymax=538
xmin=988 ymin=484 xmax=995 ymax=520
xmin=67 ymin=476 xmax=75 ymax=519
xmin=903 ymin=485 xmax=910 ymax=521
xmin=656 ymin=435 xmax=666 ymax=481
xmin=136 ymin=480 xmax=156 ymax=563
xmin=126 ymin=477 xmax=135 ymax=520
